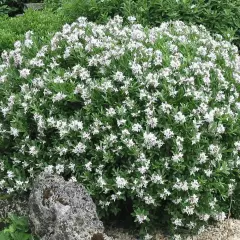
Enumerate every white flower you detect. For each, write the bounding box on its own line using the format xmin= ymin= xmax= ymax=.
xmin=19 ymin=68 xmax=31 ymax=78
xmin=183 ymin=206 xmax=194 ymax=215
xmin=122 ymin=129 xmax=130 ymax=136
xmin=209 ymin=198 xmax=217 ymax=209
xmin=192 ymin=132 xmax=201 ymax=145
xmin=69 ymin=120 xmax=83 ymax=131
xmin=198 ymin=152 xmax=208 ymax=164
xmin=214 ymin=212 xmax=226 ymax=221
xmin=143 ymin=132 xmax=158 ymax=148
xmin=85 ymin=161 xmax=92 ymax=171
xmin=0 ymin=75 xmax=7 ymax=83
xmin=56 ymin=146 xmax=68 ymax=156
xmin=44 ymin=165 xmax=54 ymax=174
xmin=146 ymin=73 xmax=159 ymax=88
xmin=68 ymin=163 xmax=75 ymax=172
xmin=113 ymin=71 xmax=125 ymax=82
xmin=106 ymin=107 xmax=116 ymax=117
xmin=132 ymin=123 xmax=142 ymax=132
xmin=72 ymin=142 xmax=86 ymax=155
xmin=24 ymin=39 xmax=33 ymax=48
xmin=190 ymin=180 xmax=200 ymax=190
xmin=56 ymin=164 xmax=64 ymax=174
xmin=7 ymin=170 xmax=14 ymax=179
xmin=174 ymin=111 xmax=186 ymax=124
xmin=127 ymin=16 xmax=136 ymax=23
xmin=97 ymin=176 xmax=106 ymax=188
xmin=173 ymin=179 xmax=188 ymax=191
xmin=173 ymin=218 xmax=183 ymax=226
xmin=204 ymin=169 xmax=213 ymax=177
xmin=144 ymin=195 xmax=155 ymax=205
xmin=208 ymin=144 xmax=220 ymax=155
xmin=204 ymin=110 xmax=215 ymax=123
xmin=186 ymin=221 xmax=196 ymax=229
xmin=0 ymin=180 xmax=6 ymax=189
xmin=188 ymin=194 xmax=199 ymax=205
xmin=7 ymin=188 xmax=14 ymax=194
xmin=172 ymin=197 xmax=182 ymax=205
xmin=172 ymin=152 xmax=183 ymax=163
xmin=160 ymin=188 xmax=171 ymax=199
xmin=10 ymin=127 xmax=19 ymax=137
xmin=216 ymin=124 xmax=225 ymax=134
xmin=198 ymin=225 xmax=206 ymax=234
xmin=116 ymin=176 xmax=128 ymax=188
xmin=161 ymin=102 xmax=172 ymax=114
xmin=199 ymin=214 xmax=210 ymax=221
xmin=144 ymin=234 xmax=153 ymax=240
xmin=173 ymin=234 xmax=182 ymax=240
xmin=234 ymin=141 xmax=240 ymax=151
xmin=163 ymin=128 xmax=174 ymax=139
xmin=52 ymin=92 xmax=67 ymax=102
xmin=117 ymin=119 xmax=126 ymax=126
xmin=69 ymin=176 xmax=77 ymax=182
xmin=147 ymin=117 xmax=158 ymax=128
xmin=29 ymin=146 xmax=38 ymax=156
xmin=136 ymin=214 xmax=147 ymax=224
xmin=228 ymin=183 xmax=235 ymax=196
xmin=14 ymin=40 xmax=21 ymax=49
xmin=154 ymin=50 xmax=163 ymax=66
xmin=151 ymin=174 xmax=164 ymax=184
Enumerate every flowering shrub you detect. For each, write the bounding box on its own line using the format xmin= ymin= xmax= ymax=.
xmin=0 ymin=16 xmax=240 ymax=239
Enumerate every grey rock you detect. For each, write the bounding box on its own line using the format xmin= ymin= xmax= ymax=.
xmin=15 ymin=14 xmax=24 ymax=17
xmin=24 ymin=3 xmax=44 ymax=11
xmin=29 ymin=173 xmax=104 ymax=240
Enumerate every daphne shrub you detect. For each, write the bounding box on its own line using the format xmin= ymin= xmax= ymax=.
xmin=0 ymin=16 xmax=240 ymax=239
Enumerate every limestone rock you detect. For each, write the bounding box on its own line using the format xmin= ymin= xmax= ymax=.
xmin=189 ymin=219 xmax=240 ymax=240
xmin=28 ymin=173 xmax=104 ymax=240
xmin=24 ymin=3 xmax=44 ymax=11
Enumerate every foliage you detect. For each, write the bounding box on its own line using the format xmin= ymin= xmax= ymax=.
xmin=0 ymin=0 xmax=42 ymax=16
xmin=0 ymin=214 xmax=37 ymax=240
xmin=0 ymin=9 xmax=67 ymax=53
xmin=43 ymin=0 xmax=61 ymax=10
xmin=0 ymin=17 xmax=240 ymax=239
xmin=0 ymin=0 xmax=24 ymax=16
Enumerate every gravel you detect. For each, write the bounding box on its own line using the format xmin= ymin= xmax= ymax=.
xmin=105 ymin=219 xmax=240 ymax=240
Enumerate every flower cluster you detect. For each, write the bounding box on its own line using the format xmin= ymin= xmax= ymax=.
xmin=0 ymin=16 xmax=240 ymax=238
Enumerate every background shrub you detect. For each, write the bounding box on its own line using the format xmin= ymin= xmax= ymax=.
xmin=0 ymin=9 xmax=67 ymax=53
xmin=0 ymin=17 xmax=240 ymax=238
xmin=43 ymin=0 xmax=61 ymax=10
xmin=61 ymin=0 xmax=240 ymax=49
